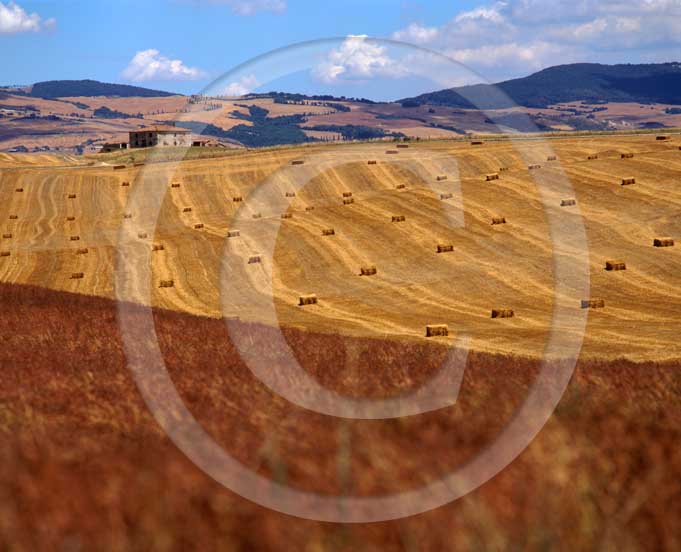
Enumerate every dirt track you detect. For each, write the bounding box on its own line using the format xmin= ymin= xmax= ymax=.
xmin=1 ymin=135 xmax=680 ymax=360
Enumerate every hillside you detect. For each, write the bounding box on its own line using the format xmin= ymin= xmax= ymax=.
xmin=29 ymin=79 xmax=177 ymax=99
xmin=1 ymin=135 xmax=681 ymax=360
xmin=403 ymin=62 xmax=681 ymax=109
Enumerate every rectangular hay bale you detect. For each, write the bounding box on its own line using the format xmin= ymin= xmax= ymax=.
xmin=561 ymin=199 xmax=577 ymax=207
xmin=621 ymin=177 xmax=636 ymax=186
xmin=227 ymin=230 xmax=241 ymax=238
xmin=605 ymin=260 xmax=626 ymax=271
xmin=298 ymin=294 xmax=318 ymax=306
xmin=322 ymin=228 xmax=335 ymax=236
xmin=436 ymin=176 xmax=448 ymax=181
xmin=76 ymin=248 xmax=88 ymax=255
xmin=248 ymin=255 xmax=262 ymax=264
xmin=360 ymin=266 xmax=377 ymax=276
xmin=491 ymin=309 xmax=514 ymax=319
xmin=492 ymin=217 xmax=507 ymax=225
xmin=70 ymin=272 xmax=84 ymax=280
xmin=440 ymin=193 xmax=453 ymax=200
xmin=581 ymin=299 xmax=605 ymax=309
xmin=653 ymin=238 xmax=674 ymax=247
xmin=194 ymin=223 xmax=204 ymax=229
xmin=159 ymin=279 xmax=174 ymax=288
xmin=426 ymin=325 xmax=449 ymax=337
xmin=486 ymin=173 xmax=499 ymax=181
xmin=343 ymin=198 xmax=355 ymax=205
xmin=437 ymin=244 xmax=454 ymax=253
xmin=391 ymin=215 xmax=406 ymax=223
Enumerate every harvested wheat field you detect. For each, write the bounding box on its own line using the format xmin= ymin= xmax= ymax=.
xmin=1 ymin=134 xmax=681 ymax=360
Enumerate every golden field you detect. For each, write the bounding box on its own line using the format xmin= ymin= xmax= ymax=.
xmin=1 ymin=134 xmax=680 ymax=361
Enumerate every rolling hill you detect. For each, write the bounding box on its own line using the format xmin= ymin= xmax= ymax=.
xmin=28 ymin=79 xmax=178 ymax=99
xmin=402 ymin=62 xmax=681 ymax=109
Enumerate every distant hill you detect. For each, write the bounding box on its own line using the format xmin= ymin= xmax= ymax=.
xmin=29 ymin=79 xmax=178 ymax=99
xmin=401 ymin=62 xmax=681 ymax=109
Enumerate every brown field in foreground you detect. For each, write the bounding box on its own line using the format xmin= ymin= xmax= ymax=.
xmin=1 ymin=135 xmax=681 ymax=360
xmin=1 ymin=281 xmax=680 ymax=550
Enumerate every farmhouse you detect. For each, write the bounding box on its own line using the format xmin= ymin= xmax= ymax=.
xmin=129 ymin=125 xmax=191 ymax=149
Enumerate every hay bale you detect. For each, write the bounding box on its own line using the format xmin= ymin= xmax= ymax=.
xmin=2 ymin=233 xmax=12 ymax=239
xmin=233 ymin=196 xmax=243 ymax=202
xmin=227 ymin=230 xmax=241 ymax=238
xmin=605 ymin=260 xmax=626 ymax=271
xmin=426 ymin=324 xmax=449 ymax=337
xmin=547 ymin=155 xmax=557 ymax=161
xmin=66 ymin=216 xmax=76 ymax=222
xmin=621 ymin=177 xmax=636 ymax=186
xmin=386 ymin=150 xmax=399 ymax=154
xmin=121 ymin=181 xmax=130 ymax=187
xmin=656 ymin=135 xmax=670 ymax=141
xmin=368 ymin=160 xmax=377 ymax=165
xmin=159 ymin=279 xmax=174 ymax=288
xmin=183 ymin=207 xmax=192 ymax=213
xmin=0 ymin=251 xmax=9 ymax=258
xmin=437 ymin=244 xmax=454 ymax=253
xmin=395 ymin=184 xmax=406 ymax=190
xmin=343 ymin=198 xmax=355 ymax=205
xmin=281 ymin=213 xmax=293 ymax=219
xmin=360 ymin=266 xmax=377 ymax=276
xmin=561 ymin=199 xmax=577 ymax=207
xmin=499 ymin=167 xmax=509 ymax=172
xmin=491 ymin=217 xmax=506 ymax=225
xmin=486 ymin=173 xmax=499 ymax=181
xmin=322 ymin=228 xmax=335 ymax=236
xmin=194 ymin=223 xmax=204 ymax=229
xmin=70 ymin=236 xmax=80 ymax=241
xmin=621 ymin=153 xmax=634 ymax=159
xmin=298 ymin=294 xmax=318 ymax=306
xmin=471 ymin=141 xmax=483 ymax=146
xmin=68 ymin=194 xmax=77 ymax=199
xmin=342 ymin=192 xmax=353 ymax=198
xmin=285 ymin=191 xmax=296 ymax=198
xmin=305 ymin=206 xmax=315 ymax=211
xmin=653 ymin=237 xmax=675 ymax=247
xmin=440 ymin=193 xmax=453 ymax=200
xmin=138 ymin=232 xmax=148 ymax=239
xmin=436 ymin=175 xmax=448 ymax=181
xmin=123 ymin=213 xmax=132 ymax=219
xmin=76 ymin=248 xmax=88 ymax=255
xmin=587 ymin=154 xmax=598 ymax=160
xmin=291 ymin=160 xmax=305 ymax=165
xmin=70 ymin=272 xmax=84 ymax=280
xmin=581 ymin=299 xmax=605 ymax=309
xmin=9 ymin=215 xmax=17 ymax=220
xmin=171 ymin=183 xmax=181 ymax=188
xmin=396 ymin=144 xmax=409 ymax=149
xmin=528 ymin=164 xmax=541 ymax=170
xmin=248 ymin=255 xmax=262 ymax=264
xmin=252 ymin=213 xmax=262 ymax=219
xmin=15 ymin=188 xmax=23 ymax=192
xmin=391 ymin=215 xmax=406 ymax=223
xmin=152 ymin=244 xmax=165 ymax=252
xmin=491 ymin=309 xmax=514 ymax=319
xmin=113 ymin=165 xmax=126 ymax=170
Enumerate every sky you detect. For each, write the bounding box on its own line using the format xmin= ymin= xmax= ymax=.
xmin=1 ymin=0 xmax=681 ymax=101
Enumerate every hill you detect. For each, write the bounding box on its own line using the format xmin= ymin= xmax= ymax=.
xmin=403 ymin=62 xmax=681 ymax=109
xmin=29 ymin=79 xmax=177 ymax=99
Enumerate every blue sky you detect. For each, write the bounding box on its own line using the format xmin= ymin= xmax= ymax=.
xmin=1 ymin=1 xmax=680 ymax=100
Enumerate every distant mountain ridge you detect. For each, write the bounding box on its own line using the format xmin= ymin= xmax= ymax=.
xmin=28 ymin=79 xmax=178 ymax=99
xmin=401 ymin=62 xmax=681 ymax=109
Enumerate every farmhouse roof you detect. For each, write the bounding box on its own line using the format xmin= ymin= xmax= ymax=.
xmin=130 ymin=125 xmax=191 ymax=134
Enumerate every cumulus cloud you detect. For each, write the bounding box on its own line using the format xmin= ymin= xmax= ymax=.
xmin=314 ymin=35 xmax=407 ymax=84
xmin=223 ymin=74 xmax=260 ymax=96
xmin=0 ymin=1 xmax=54 ymax=33
xmin=202 ymin=0 xmax=286 ymax=15
xmin=122 ymin=49 xmax=205 ymax=82
xmin=391 ymin=0 xmax=681 ymax=81
xmin=392 ymin=23 xmax=439 ymax=45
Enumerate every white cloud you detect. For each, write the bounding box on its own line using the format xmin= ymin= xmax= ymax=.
xmin=391 ymin=0 xmax=681 ymax=81
xmin=392 ymin=23 xmax=439 ymax=45
xmin=0 ymin=1 xmax=54 ymax=33
xmin=223 ymin=74 xmax=260 ymax=96
xmin=314 ymin=35 xmax=407 ymax=84
xmin=203 ymin=0 xmax=286 ymax=15
xmin=121 ymin=49 xmax=205 ymax=82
